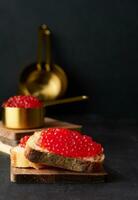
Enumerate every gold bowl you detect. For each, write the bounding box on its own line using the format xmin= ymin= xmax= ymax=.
xmin=2 ymin=107 xmax=44 ymax=129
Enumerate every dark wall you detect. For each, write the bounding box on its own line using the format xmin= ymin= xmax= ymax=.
xmin=0 ymin=0 xmax=138 ymax=118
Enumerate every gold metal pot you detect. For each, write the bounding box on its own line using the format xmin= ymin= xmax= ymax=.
xmin=2 ymin=107 xmax=44 ymax=129
xmin=2 ymin=95 xmax=88 ymax=129
xmin=19 ymin=25 xmax=68 ymax=101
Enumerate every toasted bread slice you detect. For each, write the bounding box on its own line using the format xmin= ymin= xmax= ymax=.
xmin=25 ymin=132 xmax=105 ymax=172
xmin=11 ymin=146 xmax=44 ymax=169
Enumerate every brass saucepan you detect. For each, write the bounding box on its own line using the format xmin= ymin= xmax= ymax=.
xmin=19 ymin=24 xmax=68 ymax=101
xmin=2 ymin=95 xmax=88 ymax=129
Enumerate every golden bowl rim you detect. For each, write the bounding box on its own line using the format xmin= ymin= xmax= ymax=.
xmin=2 ymin=106 xmax=44 ymax=110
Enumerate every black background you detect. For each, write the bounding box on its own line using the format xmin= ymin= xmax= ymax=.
xmin=0 ymin=0 xmax=138 ymax=118
xmin=0 ymin=1 xmax=138 ymax=199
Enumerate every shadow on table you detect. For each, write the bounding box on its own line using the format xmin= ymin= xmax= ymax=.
xmin=105 ymin=165 xmax=125 ymax=183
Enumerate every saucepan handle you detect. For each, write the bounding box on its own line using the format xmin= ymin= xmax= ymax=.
xmin=44 ymin=95 xmax=89 ymax=107
xmin=37 ymin=24 xmax=49 ymax=70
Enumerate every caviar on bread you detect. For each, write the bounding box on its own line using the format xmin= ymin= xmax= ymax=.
xmin=25 ymin=128 xmax=105 ymax=172
xmin=10 ymin=135 xmax=44 ymax=169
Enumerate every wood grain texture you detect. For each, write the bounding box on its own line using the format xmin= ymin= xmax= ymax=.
xmin=11 ymin=166 xmax=107 ymax=183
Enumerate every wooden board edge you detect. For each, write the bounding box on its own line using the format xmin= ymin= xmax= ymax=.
xmin=11 ymin=166 xmax=108 ymax=183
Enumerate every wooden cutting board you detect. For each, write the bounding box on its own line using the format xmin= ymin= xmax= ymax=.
xmin=0 ymin=117 xmax=82 ymax=144
xmin=0 ymin=117 xmax=82 ymax=154
xmin=11 ymin=167 xmax=108 ymax=183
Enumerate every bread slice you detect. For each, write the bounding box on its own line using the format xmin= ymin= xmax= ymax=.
xmin=10 ymin=146 xmax=44 ymax=169
xmin=25 ymin=132 xmax=105 ymax=172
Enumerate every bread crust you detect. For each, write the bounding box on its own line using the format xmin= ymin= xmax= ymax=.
xmin=11 ymin=146 xmax=44 ymax=169
xmin=25 ymin=133 xmax=105 ymax=172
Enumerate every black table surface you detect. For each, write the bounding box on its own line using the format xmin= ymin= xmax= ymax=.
xmin=0 ymin=114 xmax=138 ymax=200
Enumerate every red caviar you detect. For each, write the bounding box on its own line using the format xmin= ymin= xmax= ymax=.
xmin=19 ymin=135 xmax=30 ymax=148
xmin=2 ymin=95 xmax=43 ymax=108
xmin=38 ymin=128 xmax=103 ymax=158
